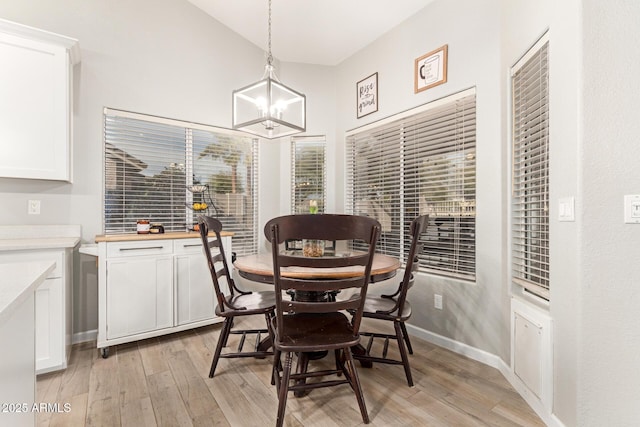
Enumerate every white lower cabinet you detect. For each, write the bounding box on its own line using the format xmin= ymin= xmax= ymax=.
xmin=106 ymin=255 xmax=173 ymax=339
xmin=0 ymin=248 xmax=72 ymax=374
xmin=175 ymin=240 xmax=214 ymax=325
xmin=35 ymin=277 xmax=64 ymax=370
xmin=97 ymin=235 xmax=229 ymax=356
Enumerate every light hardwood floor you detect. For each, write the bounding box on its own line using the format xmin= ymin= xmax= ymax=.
xmin=36 ymin=316 xmax=545 ymax=426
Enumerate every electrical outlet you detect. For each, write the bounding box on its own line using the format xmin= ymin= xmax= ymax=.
xmin=434 ymin=294 xmax=443 ymax=310
xmin=28 ymin=199 xmax=41 ymax=215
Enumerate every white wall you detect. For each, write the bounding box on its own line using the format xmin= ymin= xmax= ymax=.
xmin=579 ymin=0 xmax=640 ymax=424
xmin=547 ymin=0 xmax=581 ymax=425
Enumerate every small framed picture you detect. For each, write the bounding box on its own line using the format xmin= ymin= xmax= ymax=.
xmin=357 ymin=72 xmax=378 ymax=118
xmin=414 ymin=45 xmax=448 ymax=93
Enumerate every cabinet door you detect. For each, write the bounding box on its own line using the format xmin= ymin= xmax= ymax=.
xmin=174 ymin=251 xmax=216 ymax=325
xmin=0 ymin=27 xmax=73 ymax=181
xmin=174 ymin=238 xmax=223 ymax=326
xmin=106 ymin=255 xmax=173 ymax=339
xmin=0 ymin=249 xmax=67 ymax=374
xmin=34 ymin=277 xmax=64 ymax=372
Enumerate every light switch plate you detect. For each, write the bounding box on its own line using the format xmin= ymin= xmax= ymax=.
xmin=558 ymin=197 xmax=575 ymax=222
xmin=624 ymin=195 xmax=640 ymax=224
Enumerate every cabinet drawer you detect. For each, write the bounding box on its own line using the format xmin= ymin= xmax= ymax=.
xmin=173 ymin=238 xmax=206 ymax=255
xmin=106 ymin=240 xmax=172 ymax=258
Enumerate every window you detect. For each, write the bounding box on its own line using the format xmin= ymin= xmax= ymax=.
xmin=346 ymin=89 xmax=476 ymax=280
xmin=103 ymin=108 xmax=259 ymax=255
xmin=291 ymin=135 xmax=326 ymax=214
xmin=511 ymin=33 xmax=550 ymax=300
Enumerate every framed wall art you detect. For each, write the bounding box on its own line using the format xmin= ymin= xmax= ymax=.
xmin=414 ymin=45 xmax=448 ymax=93
xmin=357 ymin=72 xmax=378 ymax=118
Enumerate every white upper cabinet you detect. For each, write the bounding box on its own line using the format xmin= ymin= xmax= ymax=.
xmin=0 ymin=19 xmax=79 ymax=181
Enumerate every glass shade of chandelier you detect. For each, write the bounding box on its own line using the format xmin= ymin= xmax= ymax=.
xmin=232 ymin=0 xmax=306 ymax=139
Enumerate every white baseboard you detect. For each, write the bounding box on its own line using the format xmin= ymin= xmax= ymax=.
xmin=405 ymin=323 xmax=565 ymax=427
xmin=72 ymin=329 xmax=97 ymax=344
xmin=405 ymin=323 xmax=504 ymax=369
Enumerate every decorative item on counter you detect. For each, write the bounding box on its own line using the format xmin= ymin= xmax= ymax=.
xmin=136 ymin=219 xmax=150 ymax=234
xmin=149 ymin=223 xmax=164 ymax=234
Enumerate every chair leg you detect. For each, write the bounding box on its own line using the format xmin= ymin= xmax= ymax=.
xmin=222 ymin=317 xmax=235 ymax=346
xmin=400 ymin=321 xmax=413 ymax=355
xmin=266 ymin=312 xmax=278 ymax=386
xmin=395 ymin=321 xmax=413 ymax=387
xmin=209 ymin=317 xmax=233 ymax=378
xmin=272 ymin=349 xmax=281 ymax=388
xmin=294 ymin=352 xmax=310 ymax=398
xmin=276 ymin=352 xmax=293 ymax=427
xmin=335 ymin=349 xmax=342 ymax=376
xmin=344 ymin=348 xmax=369 ymax=424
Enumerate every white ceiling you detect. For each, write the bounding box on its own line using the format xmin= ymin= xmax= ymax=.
xmin=188 ymin=0 xmax=433 ymax=66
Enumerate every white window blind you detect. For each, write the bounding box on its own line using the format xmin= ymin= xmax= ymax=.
xmin=103 ymin=108 xmax=259 ymax=255
xmin=346 ymin=89 xmax=476 ymax=280
xmin=291 ymin=136 xmax=326 ymax=214
xmin=511 ymin=33 xmax=550 ymax=300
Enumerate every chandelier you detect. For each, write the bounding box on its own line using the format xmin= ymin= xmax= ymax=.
xmin=232 ymin=0 xmax=306 ymax=139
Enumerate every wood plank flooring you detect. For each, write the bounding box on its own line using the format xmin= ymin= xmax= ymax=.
xmin=36 ymin=316 xmax=545 ymax=426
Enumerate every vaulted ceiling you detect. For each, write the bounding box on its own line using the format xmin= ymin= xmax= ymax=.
xmin=188 ymin=0 xmax=433 ymax=66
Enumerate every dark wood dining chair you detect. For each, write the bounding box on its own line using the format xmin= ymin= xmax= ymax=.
xmin=265 ymin=214 xmax=381 ymax=427
xmin=353 ymin=214 xmax=428 ymax=387
xmin=197 ymin=215 xmax=276 ymax=378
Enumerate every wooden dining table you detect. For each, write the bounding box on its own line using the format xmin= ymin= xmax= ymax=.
xmin=234 ymin=251 xmax=401 ymax=287
xmin=233 ymin=251 xmax=401 ymax=395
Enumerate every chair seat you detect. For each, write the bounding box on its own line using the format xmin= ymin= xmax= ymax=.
xmin=271 ymin=312 xmax=360 ymax=352
xmin=363 ymin=297 xmax=411 ymax=321
xmin=215 ymin=291 xmax=276 ymax=317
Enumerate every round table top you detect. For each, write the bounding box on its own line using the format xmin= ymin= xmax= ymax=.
xmin=233 ymin=252 xmax=401 ymax=283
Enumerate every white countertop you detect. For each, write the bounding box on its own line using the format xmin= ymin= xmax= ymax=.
xmin=0 ymin=237 xmax=81 ymax=251
xmin=0 ymin=225 xmax=81 ymax=252
xmin=0 ymin=261 xmax=55 ymax=324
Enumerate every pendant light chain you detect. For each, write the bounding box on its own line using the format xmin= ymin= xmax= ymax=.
xmin=267 ymin=0 xmax=273 ymax=66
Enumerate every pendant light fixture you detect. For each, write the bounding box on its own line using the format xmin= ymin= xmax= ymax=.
xmin=232 ymin=0 xmax=306 ymax=139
